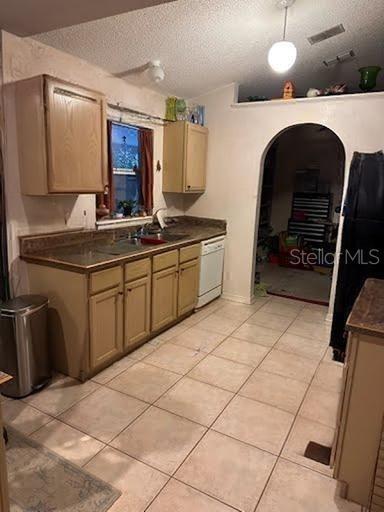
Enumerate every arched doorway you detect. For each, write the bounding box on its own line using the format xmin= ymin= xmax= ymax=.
xmin=254 ymin=123 xmax=345 ymax=306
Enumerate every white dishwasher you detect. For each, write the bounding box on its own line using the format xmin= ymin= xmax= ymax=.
xmin=197 ymin=236 xmax=225 ymax=308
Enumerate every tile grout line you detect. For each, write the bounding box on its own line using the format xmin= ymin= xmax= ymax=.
xmin=142 ymin=296 xmax=313 ymax=510
xmin=9 ymin=296 xmax=335 ymax=511
xmin=252 ymin=325 xmax=334 ymax=512
xmin=140 ymin=300 xmax=277 ymax=510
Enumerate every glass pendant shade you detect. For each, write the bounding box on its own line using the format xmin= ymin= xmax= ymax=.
xmin=268 ymin=40 xmax=297 ymax=73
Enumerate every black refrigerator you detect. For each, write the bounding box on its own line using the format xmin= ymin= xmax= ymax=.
xmin=331 ymin=150 xmax=384 ymax=360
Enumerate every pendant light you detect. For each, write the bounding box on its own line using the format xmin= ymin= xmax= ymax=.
xmin=268 ymin=0 xmax=297 ymax=73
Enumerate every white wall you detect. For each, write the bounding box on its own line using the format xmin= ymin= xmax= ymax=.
xmin=1 ymin=31 xmax=184 ymax=294
xmin=185 ymin=83 xmax=384 ymax=311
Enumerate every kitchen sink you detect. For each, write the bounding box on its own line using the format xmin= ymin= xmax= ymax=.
xmin=94 ymin=233 xmax=188 ymax=256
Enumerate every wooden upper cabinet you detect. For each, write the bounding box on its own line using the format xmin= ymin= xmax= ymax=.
xmin=15 ymin=75 xmax=107 ymax=195
xmin=163 ymin=121 xmax=208 ymax=194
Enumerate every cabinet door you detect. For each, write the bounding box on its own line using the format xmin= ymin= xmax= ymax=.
xmin=125 ymin=276 xmax=151 ymax=348
xmin=45 ymin=79 xmax=107 ymax=193
xmin=184 ymin=123 xmax=208 ymax=192
xmin=152 ymin=267 xmax=178 ymax=332
xmin=178 ymin=258 xmax=200 ymax=317
xmin=89 ymin=286 xmax=123 ymax=371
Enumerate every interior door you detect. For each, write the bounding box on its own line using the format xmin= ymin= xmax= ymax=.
xmin=125 ymin=276 xmax=151 ymax=348
xmin=45 ymin=79 xmax=107 ymax=193
xmin=184 ymin=123 xmax=208 ymax=192
xmin=89 ymin=286 xmax=123 ymax=370
xmin=178 ymin=258 xmax=199 ymax=316
xmin=152 ymin=266 xmax=178 ymax=331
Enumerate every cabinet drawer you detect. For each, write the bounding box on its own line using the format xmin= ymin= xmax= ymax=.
xmin=90 ymin=266 xmax=122 ymax=294
xmin=153 ymin=250 xmax=178 ymax=272
xmin=180 ymin=244 xmax=200 ymax=263
xmin=125 ymin=258 xmax=151 ymax=282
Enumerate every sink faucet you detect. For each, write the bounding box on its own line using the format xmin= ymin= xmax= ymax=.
xmin=136 ymin=223 xmax=152 ymax=237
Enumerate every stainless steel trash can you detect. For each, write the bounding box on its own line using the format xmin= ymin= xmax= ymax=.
xmin=0 ymin=295 xmax=51 ymax=398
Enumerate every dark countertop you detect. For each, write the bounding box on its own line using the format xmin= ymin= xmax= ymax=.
xmin=20 ymin=216 xmax=226 ymax=273
xmin=346 ymin=278 xmax=384 ymax=338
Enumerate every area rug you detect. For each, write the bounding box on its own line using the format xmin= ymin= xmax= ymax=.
xmin=6 ymin=427 xmax=121 ymax=512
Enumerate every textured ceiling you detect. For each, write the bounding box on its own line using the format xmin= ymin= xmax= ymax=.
xmin=0 ymin=0 xmax=174 ymax=36
xmin=35 ymin=0 xmax=384 ymax=100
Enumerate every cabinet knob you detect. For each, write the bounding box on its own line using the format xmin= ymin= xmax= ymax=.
xmin=187 ymin=185 xmax=191 ymax=189
xmin=118 ymin=291 xmax=124 ymax=296
xmin=127 ymin=288 xmax=132 ymax=292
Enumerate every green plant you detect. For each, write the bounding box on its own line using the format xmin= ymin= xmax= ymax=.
xmin=118 ymin=199 xmax=137 ymax=217
xmin=118 ymin=199 xmax=136 ymax=210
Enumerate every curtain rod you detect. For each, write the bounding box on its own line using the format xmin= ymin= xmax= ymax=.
xmin=107 ymin=102 xmax=171 ymax=124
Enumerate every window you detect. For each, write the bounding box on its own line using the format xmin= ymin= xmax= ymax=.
xmin=111 ymin=122 xmax=143 ymax=214
xmin=96 ymin=120 xmax=154 ymax=221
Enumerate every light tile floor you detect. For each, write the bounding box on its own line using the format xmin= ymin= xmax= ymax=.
xmin=3 ymin=295 xmax=362 ymax=511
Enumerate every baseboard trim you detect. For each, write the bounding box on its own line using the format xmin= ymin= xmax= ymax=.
xmin=221 ymin=292 xmax=254 ymax=305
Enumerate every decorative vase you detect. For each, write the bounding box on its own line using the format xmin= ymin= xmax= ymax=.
xmin=175 ymin=98 xmax=187 ymax=121
xmin=165 ymin=97 xmax=177 ymax=121
xmin=358 ymin=66 xmax=382 ymax=92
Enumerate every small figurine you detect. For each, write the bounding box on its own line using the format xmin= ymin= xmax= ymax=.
xmin=323 ymin=83 xmax=347 ymax=95
xmin=306 ymin=88 xmax=321 ymax=98
xmin=283 ymin=81 xmax=295 ymax=100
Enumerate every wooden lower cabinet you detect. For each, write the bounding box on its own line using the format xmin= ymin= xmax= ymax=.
xmin=178 ymin=258 xmax=199 ymax=316
xmin=26 ymin=243 xmax=202 ymax=381
xmin=89 ymin=286 xmax=123 ymax=371
xmin=152 ymin=266 xmax=178 ymax=331
xmin=124 ymin=276 xmax=151 ymax=348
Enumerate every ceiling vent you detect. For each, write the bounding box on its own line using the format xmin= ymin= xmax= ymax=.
xmin=323 ymin=50 xmax=356 ymax=67
xmin=308 ymin=24 xmax=345 ymax=45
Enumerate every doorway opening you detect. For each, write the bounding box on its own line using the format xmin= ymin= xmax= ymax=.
xmin=255 ymin=123 xmax=345 ymax=306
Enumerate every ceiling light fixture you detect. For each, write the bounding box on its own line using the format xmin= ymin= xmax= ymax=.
xmin=268 ymin=0 xmax=297 ymax=73
xmin=147 ymin=60 xmax=165 ymax=83
xmin=114 ymin=60 xmax=165 ymax=83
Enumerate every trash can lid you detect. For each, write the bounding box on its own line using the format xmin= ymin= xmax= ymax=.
xmin=0 ymin=295 xmax=48 ymax=315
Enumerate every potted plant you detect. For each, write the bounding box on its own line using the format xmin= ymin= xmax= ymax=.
xmin=118 ymin=199 xmax=136 ymax=217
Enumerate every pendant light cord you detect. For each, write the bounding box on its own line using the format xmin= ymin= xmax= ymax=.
xmin=283 ymin=6 xmax=288 ymax=41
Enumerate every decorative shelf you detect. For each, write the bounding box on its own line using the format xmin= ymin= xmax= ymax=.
xmin=232 ymin=91 xmax=384 ymax=109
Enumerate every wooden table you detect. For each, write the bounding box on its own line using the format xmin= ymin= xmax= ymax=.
xmin=0 ymin=373 xmax=11 ymax=512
